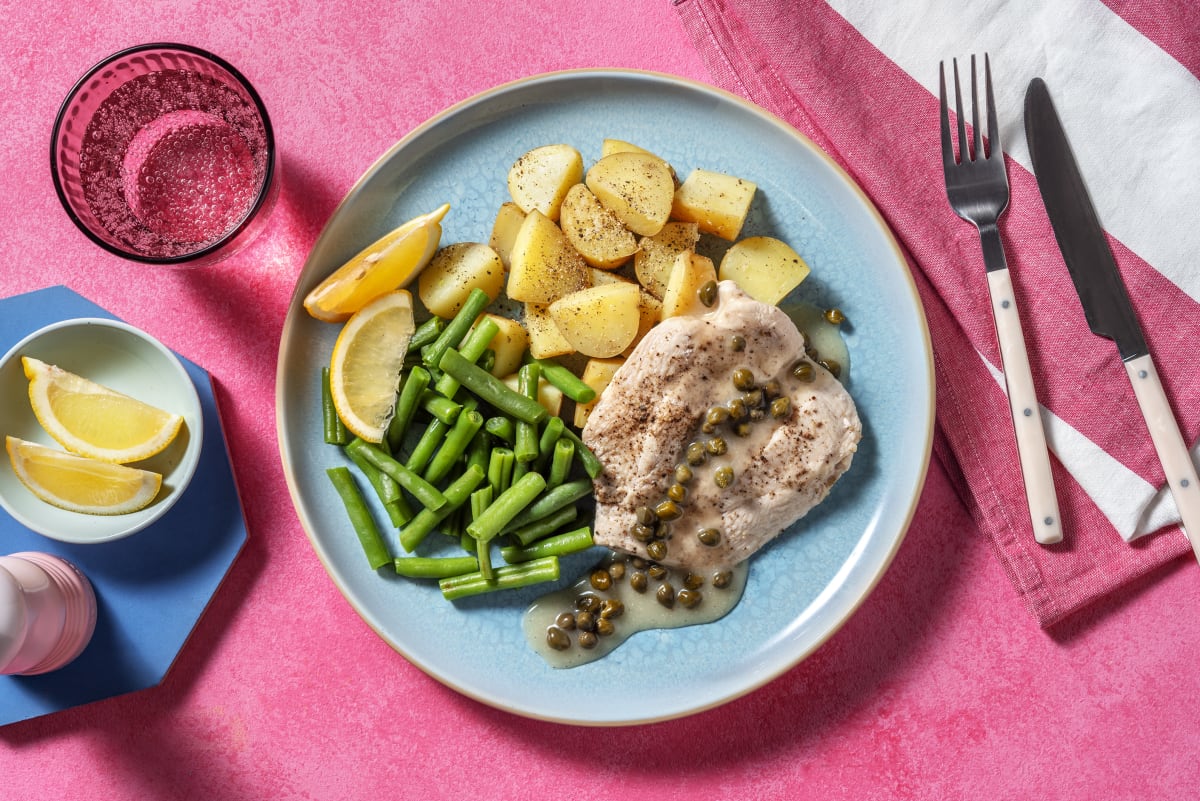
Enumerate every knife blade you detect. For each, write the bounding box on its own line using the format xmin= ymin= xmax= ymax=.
xmin=1025 ymin=77 xmax=1200 ymax=562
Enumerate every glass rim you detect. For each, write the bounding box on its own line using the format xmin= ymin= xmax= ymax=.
xmin=49 ymin=42 xmax=277 ymax=265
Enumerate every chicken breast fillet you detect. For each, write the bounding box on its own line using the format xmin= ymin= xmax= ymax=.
xmin=582 ymin=281 xmax=861 ymax=571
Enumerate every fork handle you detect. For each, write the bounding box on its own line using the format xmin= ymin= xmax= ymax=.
xmin=985 ymin=266 xmax=1063 ymax=545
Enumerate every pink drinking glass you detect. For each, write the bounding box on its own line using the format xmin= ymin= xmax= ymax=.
xmin=51 ymin=43 xmax=278 ymax=267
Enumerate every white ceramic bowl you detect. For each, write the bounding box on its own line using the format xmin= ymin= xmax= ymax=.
xmin=0 ymin=318 xmax=203 ymax=543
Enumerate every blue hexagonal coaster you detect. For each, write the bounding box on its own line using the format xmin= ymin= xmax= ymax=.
xmin=0 ymin=286 xmax=248 ymax=726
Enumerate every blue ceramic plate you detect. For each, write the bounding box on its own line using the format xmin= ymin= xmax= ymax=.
xmin=277 ymin=70 xmax=933 ymax=725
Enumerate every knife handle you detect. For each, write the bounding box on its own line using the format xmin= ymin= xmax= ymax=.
xmin=1124 ymin=354 xmax=1200 ymax=563
xmin=986 ymin=268 xmax=1063 ymax=544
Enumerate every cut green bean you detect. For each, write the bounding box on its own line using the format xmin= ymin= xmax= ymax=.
xmin=343 ymin=439 xmax=415 ymax=525
xmin=514 ymin=362 xmax=541 ymax=463
xmin=470 ymin=485 xmax=494 ymax=521
xmin=386 ymin=366 xmax=431 ymax=452
xmin=501 ymin=526 xmax=594 ymax=562
xmin=424 ymin=410 xmax=484 ymax=484
xmin=439 ymin=556 xmax=560 ymax=601
xmin=485 ymin=416 xmax=515 ymax=444
xmin=321 ymin=367 xmax=349 ymax=445
xmin=393 ymin=555 xmax=478 ymax=579
xmin=547 ymin=437 xmax=575 ymax=490
xmin=344 ymin=438 xmax=447 ymax=511
xmin=512 ymin=460 xmax=530 ymax=484
xmin=501 ymin=479 xmax=593 ymax=534
xmin=465 ymin=428 xmax=491 ymax=475
xmin=476 ymin=535 xmax=494 ymax=580
xmin=487 ymin=447 xmax=515 ymax=496
xmin=399 ymin=465 xmax=485 ymax=552
xmin=468 ymin=471 xmax=546 ymax=542
xmin=420 ymin=390 xmax=462 ymax=425
xmin=529 ymin=358 xmax=597 ymax=403
xmin=438 ymin=348 xmax=547 ymax=425
xmin=422 ymin=287 xmax=491 ymax=369
xmin=477 ymin=348 xmax=496 ymax=375
xmin=326 ymin=467 xmax=391 ymax=570
xmin=557 ymin=427 xmax=604 ymax=478
xmin=433 ymin=316 xmax=499 ymax=398
xmin=538 ymin=416 xmax=564 ymax=457
xmin=409 ymin=315 xmax=448 ymax=350
xmin=509 ymin=504 xmax=579 ymax=547
xmin=405 ymin=417 xmax=450 ymax=475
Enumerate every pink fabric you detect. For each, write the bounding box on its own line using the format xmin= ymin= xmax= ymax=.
xmin=674 ymin=0 xmax=1195 ymax=626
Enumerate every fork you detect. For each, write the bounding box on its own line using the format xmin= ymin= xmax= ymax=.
xmin=939 ymin=54 xmax=1063 ymax=545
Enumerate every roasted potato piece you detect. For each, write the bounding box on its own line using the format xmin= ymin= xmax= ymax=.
xmin=523 ymin=302 xmax=575 ymax=359
xmin=548 ymin=282 xmax=641 ymax=358
xmin=588 ymin=267 xmax=634 ymax=287
xmin=559 ymin=183 xmax=639 ymax=270
xmin=661 ymin=251 xmax=717 ymax=319
xmin=585 ymin=152 xmax=675 ymax=237
xmin=633 ymin=221 xmax=700 ymax=299
xmin=599 ymin=139 xmax=677 ymax=182
xmin=506 ymin=210 xmax=591 ymax=304
xmin=417 ymin=242 xmax=505 ymax=319
xmin=574 ymin=356 xmax=625 ymax=428
xmin=671 ymin=168 xmax=757 ymax=240
xmin=488 ymin=202 xmax=526 ymax=269
xmin=624 ymin=288 xmax=662 ymax=357
xmin=507 ymin=144 xmax=583 ymax=221
xmin=718 ymin=235 xmax=811 ymax=305
xmin=474 ymin=312 xmax=529 ymax=377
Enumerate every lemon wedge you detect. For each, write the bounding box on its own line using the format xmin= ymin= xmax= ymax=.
xmin=6 ymin=436 xmax=162 ymax=515
xmin=23 ymin=357 xmax=184 ymax=464
xmin=329 ymin=290 xmax=416 ymax=443
xmin=304 ymin=204 xmax=450 ymax=322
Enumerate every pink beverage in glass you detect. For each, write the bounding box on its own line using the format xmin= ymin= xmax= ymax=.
xmin=52 ymin=44 xmax=277 ymax=266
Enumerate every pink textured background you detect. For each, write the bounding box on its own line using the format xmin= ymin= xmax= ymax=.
xmin=1 ymin=2 xmax=1197 ymax=799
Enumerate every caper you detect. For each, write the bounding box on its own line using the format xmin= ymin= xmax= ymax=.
xmin=578 ymin=631 xmax=598 ymax=649
xmin=714 ymin=466 xmax=735 ymax=488
xmin=667 ymin=483 xmax=687 ymax=503
xmin=706 ymin=406 xmax=730 ymax=427
xmin=646 ymin=540 xmax=668 ymax=561
xmin=636 ymin=506 xmax=657 ymax=527
xmin=575 ymin=593 xmax=601 ymax=613
xmin=824 ymin=307 xmax=847 ymax=325
xmin=656 ymin=582 xmax=676 ymax=608
xmin=630 ymin=522 xmax=654 ymax=542
xmin=732 ymin=367 xmax=756 ymax=391
xmin=763 ymin=379 xmax=782 ymax=399
xmin=589 ymin=569 xmax=612 ymax=591
xmin=546 ymin=626 xmax=571 ymax=651
xmin=729 ymin=334 xmax=746 ymax=352
xmin=607 ymin=561 xmax=626 ymax=582
xmin=748 ymin=408 xmax=765 ymax=422
xmin=698 ymin=527 xmax=722 ymax=546
xmin=630 ymin=571 xmax=648 ymax=593
xmin=600 ymin=598 xmax=625 ymax=619
xmin=647 ymin=564 xmax=668 ymax=580
xmin=683 ymin=572 xmax=705 ymax=590
xmin=819 ymin=358 xmax=842 ymax=378
xmin=743 ymin=388 xmax=764 ymax=408
xmin=705 ymin=437 xmax=727 ymax=456
xmin=793 ymin=360 xmax=815 ymax=382
xmin=677 ymin=589 xmax=703 ymax=609
xmin=727 ymin=398 xmax=746 ymax=421
xmin=555 ymin=611 xmax=577 ymax=630
xmin=674 ymin=464 xmax=694 ymax=484
xmin=576 ymin=610 xmax=596 ymax=632
xmin=595 ymin=618 xmax=616 ymax=637
xmin=698 ymin=280 xmax=719 ymax=307
xmin=734 ymin=421 xmax=753 ymax=438
xmin=686 ymin=442 xmax=708 ymax=466
xmin=655 ymin=500 xmax=682 ymax=521
xmin=770 ymin=397 xmax=792 ymax=419
xmin=712 ymin=570 xmax=733 ymax=589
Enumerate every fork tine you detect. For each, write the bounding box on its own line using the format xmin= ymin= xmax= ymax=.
xmin=984 ymin=53 xmax=1001 ymax=158
xmin=970 ymin=55 xmax=982 ymax=163
xmin=952 ymin=58 xmax=970 ymax=162
xmin=938 ymin=61 xmax=955 ymax=169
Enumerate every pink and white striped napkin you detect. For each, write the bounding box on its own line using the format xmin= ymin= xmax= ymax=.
xmin=675 ymin=0 xmax=1200 ymax=625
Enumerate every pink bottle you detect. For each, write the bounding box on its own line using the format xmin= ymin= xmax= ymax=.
xmin=0 ymin=552 xmax=97 ymax=676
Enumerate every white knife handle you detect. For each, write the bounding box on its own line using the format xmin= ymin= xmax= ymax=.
xmin=986 ymin=268 xmax=1063 ymax=544
xmin=1124 ymin=354 xmax=1200 ymax=563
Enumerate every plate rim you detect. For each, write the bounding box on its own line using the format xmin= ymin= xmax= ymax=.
xmin=276 ymin=67 xmax=935 ymax=726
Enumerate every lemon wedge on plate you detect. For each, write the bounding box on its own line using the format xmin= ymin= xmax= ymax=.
xmin=23 ymin=357 xmax=184 ymax=464
xmin=329 ymin=290 xmax=416 ymax=443
xmin=304 ymin=204 xmax=449 ymax=322
xmin=6 ymin=436 xmax=162 ymax=515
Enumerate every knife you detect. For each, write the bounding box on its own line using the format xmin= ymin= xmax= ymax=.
xmin=1024 ymin=77 xmax=1200 ymax=562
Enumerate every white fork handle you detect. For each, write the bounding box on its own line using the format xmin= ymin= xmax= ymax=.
xmin=986 ymin=268 xmax=1063 ymax=544
xmin=1124 ymin=354 xmax=1200 ymax=563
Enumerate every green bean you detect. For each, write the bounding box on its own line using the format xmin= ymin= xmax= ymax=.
xmin=514 ymin=362 xmax=541 ymax=464
xmin=383 ymin=498 xmax=414 ymax=528
xmin=488 ymin=447 xmax=515 ymax=496
xmin=393 ymin=555 xmax=478 ymax=579
xmin=409 ymin=315 xmax=448 ymax=350
xmin=467 ymin=471 xmax=546 ymax=542
xmin=386 ymin=366 xmax=431 ymax=452
xmin=405 ymin=417 xmax=450 ymax=475
xmin=470 ymin=487 xmax=496 ymax=581
xmin=501 ymin=479 xmax=593 ymax=534
xmin=501 ymin=526 xmax=594 ymax=563
xmin=419 ymin=390 xmax=462 ymax=425
xmin=326 ymin=467 xmax=391 ymax=570
xmin=465 ymin=428 xmax=490 ymax=475
xmin=344 ymin=438 xmax=446 ymax=511
xmin=485 ymin=416 xmax=515 ymax=444
xmin=321 ymin=367 xmax=349 ymax=445
xmin=529 ymin=358 xmax=597 ymax=403
xmin=470 ymin=485 xmax=494 ymax=521
xmin=439 ymin=556 xmax=560 ymax=601
xmin=438 ymin=348 xmax=547 ymax=425
xmin=422 ymin=287 xmax=491 ymax=369
xmin=557 ymin=427 xmax=604 ymax=478
xmin=433 ymin=316 xmax=499 ymax=398
xmin=399 ymin=465 xmax=485 ymax=552
xmin=512 ymin=460 xmax=530 ymax=484
xmin=424 ymin=410 xmax=484 ymax=484
xmin=477 ymin=348 xmax=496 ymax=375
xmin=508 ymin=504 xmax=578 ymax=547
xmin=538 ymin=416 xmax=564 ymax=457
xmin=547 ymin=437 xmax=575 ymax=490
xmin=343 ymin=439 xmax=414 ymax=526
xmin=442 ymin=507 xmax=465 ymax=540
